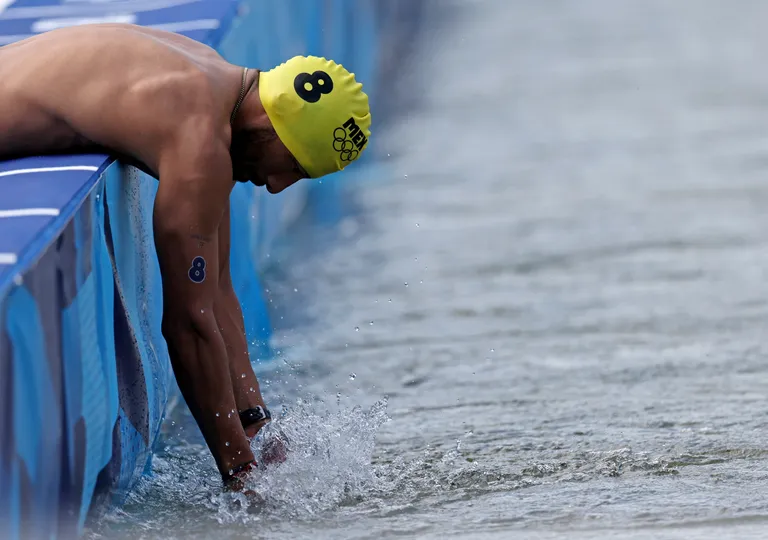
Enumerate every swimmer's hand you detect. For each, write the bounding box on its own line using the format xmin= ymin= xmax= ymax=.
xmin=261 ymin=433 xmax=288 ymax=465
xmin=252 ymin=422 xmax=289 ymax=466
xmin=223 ymin=460 xmax=259 ymax=495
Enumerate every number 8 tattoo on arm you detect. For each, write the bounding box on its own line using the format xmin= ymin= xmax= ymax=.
xmin=189 ymin=256 xmax=206 ymax=283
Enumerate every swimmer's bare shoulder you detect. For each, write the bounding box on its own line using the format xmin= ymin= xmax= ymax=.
xmin=0 ymin=23 xmax=238 ymax=179
xmin=0 ymin=24 xmax=239 ymax=320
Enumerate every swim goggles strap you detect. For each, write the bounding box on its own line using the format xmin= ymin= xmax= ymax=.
xmin=239 ymin=406 xmax=271 ymax=429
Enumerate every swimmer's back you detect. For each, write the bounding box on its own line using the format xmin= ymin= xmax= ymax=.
xmin=0 ymin=24 xmax=239 ymax=175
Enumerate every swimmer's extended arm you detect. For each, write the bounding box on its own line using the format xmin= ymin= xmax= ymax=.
xmin=152 ymin=129 xmax=253 ymax=477
xmin=213 ymin=204 xmax=271 ymax=436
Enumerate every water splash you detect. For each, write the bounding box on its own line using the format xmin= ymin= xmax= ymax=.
xmin=83 ymin=397 xmax=392 ymax=539
xmin=211 ymin=397 xmax=390 ymax=521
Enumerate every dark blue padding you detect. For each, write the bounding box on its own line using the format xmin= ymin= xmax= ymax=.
xmin=0 ymin=155 xmax=111 ymax=291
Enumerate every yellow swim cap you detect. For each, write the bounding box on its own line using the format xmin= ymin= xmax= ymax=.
xmin=259 ymin=55 xmax=371 ymax=178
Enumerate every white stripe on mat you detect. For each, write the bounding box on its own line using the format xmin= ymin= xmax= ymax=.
xmin=0 ymin=18 xmax=221 ymax=46
xmin=0 ymin=253 xmax=18 ymax=265
xmin=0 ymin=208 xmax=60 ymax=218
xmin=32 ymin=14 xmax=138 ymax=33
xmin=0 ymin=165 xmax=99 ymax=177
xmin=0 ymin=0 xmax=197 ymax=20
xmin=148 ymin=19 xmax=221 ymax=33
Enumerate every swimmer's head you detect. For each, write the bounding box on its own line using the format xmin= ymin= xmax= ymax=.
xmin=230 ymin=56 xmax=370 ymax=193
xmin=259 ymin=56 xmax=371 ymax=179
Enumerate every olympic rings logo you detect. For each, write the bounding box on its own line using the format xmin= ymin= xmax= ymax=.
xmin=333 ymin=127 xmax=359 ymax=162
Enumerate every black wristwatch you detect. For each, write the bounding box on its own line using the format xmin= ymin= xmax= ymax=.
xmin=239 ymin=406 xmax=271 ymax=429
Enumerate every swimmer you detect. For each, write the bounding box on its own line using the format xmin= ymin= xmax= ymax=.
xmin=0 ymin=23 xmax=371 ymax=490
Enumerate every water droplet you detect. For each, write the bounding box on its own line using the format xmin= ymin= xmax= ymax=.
xmin=250 ymin=387 xmax=254 ymax=392
xmin=238 ymin=451 xmax=242 ymax=455
xmin=420 ymin=280 xmax=423 ymax=284
xmin=349 ymin=373 xmax=357 ymax=380
xmin=404 ymin=174 xmax=408 ymax=179
xmin=228 ymin=469 xmax=234 ymax=476
xmin=225 ymin=442 xmax=230 ymax=447
xmin=404 ymin=282 xmax=409 ymax=287
xmin=369 ymin=321 xmax=374 ymax=326
xmin=241 ymin=373 xmax=247 ymax=379
xmin=215 ymin=413 xmax=220 ymax=417
xmin=227 ymin=413 xmax=232 ymax=418
xmin=294 ymin=288 xmax=298 ymax=292
xmin=416 ymin=223 xmax=420 ymax=227
xmin=388 ymin=299 xmax=392 ymax=303
xmin=200 ymin=309 xmax=205 ymax=313
xmin=345 ymin=343 xmax=349 ymax=348
xmin=355 ymin=326 xmax=359 ymax=332
xmin=387 ymin=153 xmax=391 ymax=157
xmin=336 ymin=392 xmax=341 ymax=399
